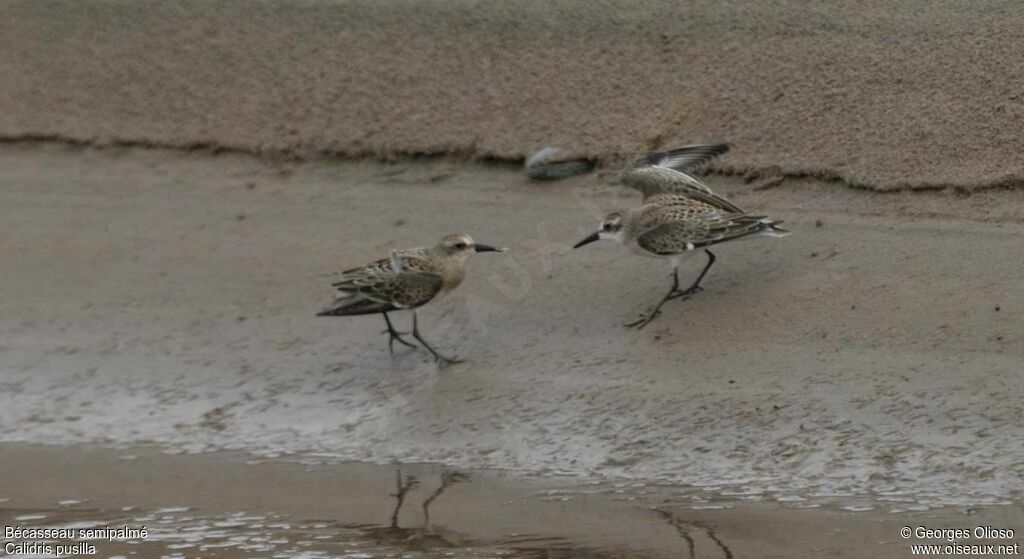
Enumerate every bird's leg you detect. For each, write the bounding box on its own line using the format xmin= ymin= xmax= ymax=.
xmin=382 ymin=312 xmax=417 ymax=355
xmin=624 ymin=267 xmax=681 ymax=329
xmin=672 ymin=249 xmax=716 ymax=298
xmin=411 ymin=311 xmax=462 ymax=367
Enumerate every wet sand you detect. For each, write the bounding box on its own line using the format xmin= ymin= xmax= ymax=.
xmin=1 ymin=144 xmax=1022 ymax=512
xmin=2 ymin=443 xmax=1021 ymax=558
xmin=0 ymin=143 xmax=1019 ymax=552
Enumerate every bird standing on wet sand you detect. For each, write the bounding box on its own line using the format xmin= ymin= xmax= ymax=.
xmin=317 ymin=233 xmax=506 ymax=366
xmin=573 ymin=143 xmax=789 ymax=329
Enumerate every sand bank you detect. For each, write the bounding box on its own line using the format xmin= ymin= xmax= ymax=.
xmin=3 ymin=1 xmax=1024 ymax=190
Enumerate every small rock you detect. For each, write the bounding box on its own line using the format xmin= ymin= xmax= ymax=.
xmin=525 ymin=147 xmax=594 ymax=180
xmin=752 ymin=175 xmax=785 ymax=191
xmin=815 ymin=219 xmax=824 ymax=228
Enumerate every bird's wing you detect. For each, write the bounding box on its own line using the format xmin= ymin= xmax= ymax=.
xmin=634 ymin=143 xmax=730 ymax=174
xmin=331 ymin=249 xmax=429 ymax=286
xmin=330 ymin=252 xmax=444 ymax=309
xmin=622 ymin=165 xmax=716 ymax=198
xmin=356 ymin=270 xmax=444 ymax=308
xmin=621 ymin=144 xmax=737 ymax=206
xmin=644 ymin=187 xmax=744 ymax=214
xmin=635 ymin=203 xmax=768 ymax=255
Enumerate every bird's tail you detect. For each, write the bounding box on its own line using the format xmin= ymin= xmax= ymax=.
xmin=758 ymin=218 xmax=791 ymax=238
xmin=316 ymin=299 xmax=351 ymax=317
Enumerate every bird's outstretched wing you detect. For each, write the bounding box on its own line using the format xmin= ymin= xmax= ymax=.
xmin=645 ymin=189 xmax=743 ymax=215
xmin=621 ymin=143 xmax=735 ymax=206
xmin=634 ymin=143 xmax=730 ymax=174
xmin=319 ymin=252 xmax=443 ymax=316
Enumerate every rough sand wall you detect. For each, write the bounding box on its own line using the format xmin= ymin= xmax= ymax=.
xmin=2 ymin=0 xmax=1024 ymax=189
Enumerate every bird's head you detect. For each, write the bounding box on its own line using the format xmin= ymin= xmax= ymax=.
xmin=437 ymin=233 xmax=506 ymax=260
xmin=573 ymin=211 xmax=625 ymax=248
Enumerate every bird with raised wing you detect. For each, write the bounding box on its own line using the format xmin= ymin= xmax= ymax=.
xmin=573 ymin=143 xmax=789 ymax=328
xmin=318 ymin=233 xmax=505 ymax=365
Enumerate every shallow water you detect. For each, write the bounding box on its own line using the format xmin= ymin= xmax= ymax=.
xmin=2 ymin=444 xmax=1021 ymax=559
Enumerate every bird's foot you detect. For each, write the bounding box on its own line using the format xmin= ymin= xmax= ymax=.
xmin=624 ymin=309 xmax=661 ymax=329
xmin=384 ymin=330 xmax=419 ymax=355
xmin=667 ymin=285 xmax=702 ymax=300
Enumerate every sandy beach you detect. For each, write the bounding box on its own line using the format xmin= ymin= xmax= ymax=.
xmin=1 ymin=144 xmax=1022 ymax=508
xmin=3 ymin=1 xmax=1024 ymax=190
xmin=2 ymin=1 xmax=1023 ymax=556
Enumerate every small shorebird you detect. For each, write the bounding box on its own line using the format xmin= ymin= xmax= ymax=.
xmin=573 ymin=143 xmax=789 ymax=328
xmin=318 ymin=233 xmax=505 ymax=365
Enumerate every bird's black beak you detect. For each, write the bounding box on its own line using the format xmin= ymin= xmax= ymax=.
xmin=474 ymin=244 xmax=506 ymax=253
xmin=573 ymin=232 xmax=600 ymax=249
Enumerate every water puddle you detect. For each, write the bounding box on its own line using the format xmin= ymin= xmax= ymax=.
xmin=0 ymin=444 xmax=1020 ymax=558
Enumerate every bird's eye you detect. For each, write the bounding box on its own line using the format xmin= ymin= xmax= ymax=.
xmin=454 ymin=242 xmax=467 ymax=249
xmin=603 ymin=223 xmax=613 ymax=231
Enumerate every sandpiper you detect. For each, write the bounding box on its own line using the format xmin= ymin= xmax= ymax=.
xmin=318 ymin=233 xmax=505 ymax=365
xmin=573 ymin=144 xmax=789 ymax=328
